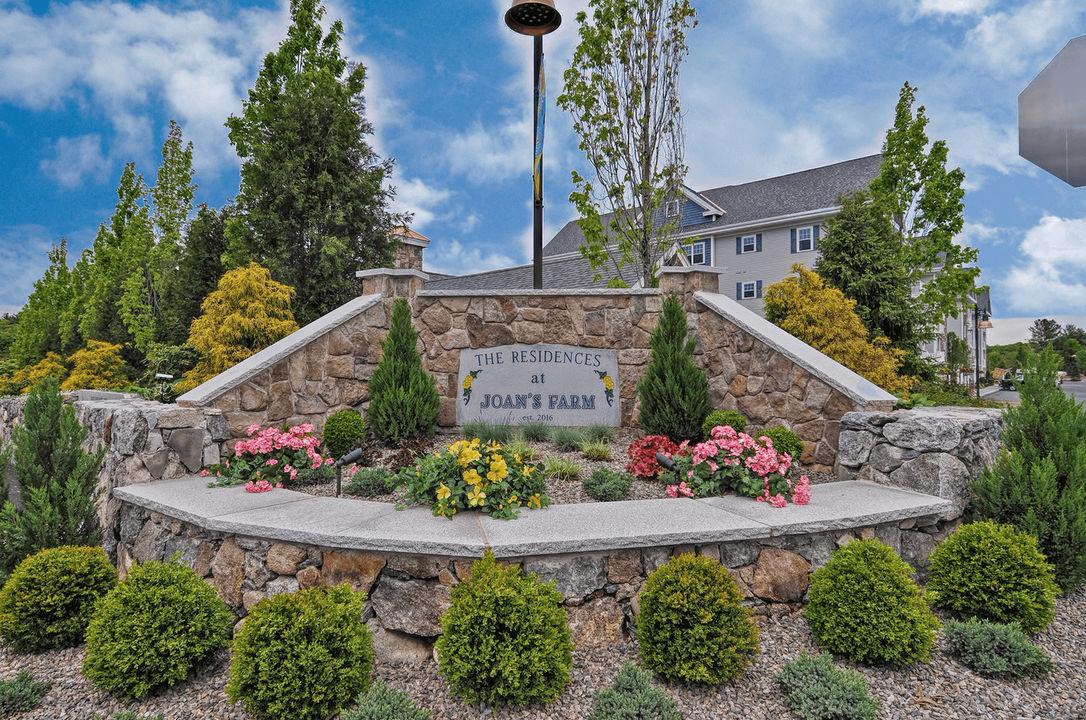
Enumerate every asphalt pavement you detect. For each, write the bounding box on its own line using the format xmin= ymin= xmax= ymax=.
xmin=983 ymin=379 xmax=1086 ymax=406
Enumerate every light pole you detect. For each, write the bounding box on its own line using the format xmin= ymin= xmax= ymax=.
xmin=505 ymin=0 xmax=562 ymax=290
xmin=974 ymin=306 xmax=993 ymax=397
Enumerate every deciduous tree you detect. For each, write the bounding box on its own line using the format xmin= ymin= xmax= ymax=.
xmin=764 ymin=264 xmax=913 ymax=394
xmin=558 ymin=0 xmax=697 ymax=288
xmin=226 ymin=0 xmax=405 ymax=326
xmin=869 ymin=82 xmax=979 ymax=333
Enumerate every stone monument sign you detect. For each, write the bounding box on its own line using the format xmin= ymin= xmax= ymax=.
xmin=456 ymin=344 xmax=620 ymax=427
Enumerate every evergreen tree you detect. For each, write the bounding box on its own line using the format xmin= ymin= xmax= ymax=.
xmin=226 ymin=0 xmax=406 ymax=326
xmin=158 ymin=203 xmax=229 ymax=345
xmin=176 ymin=263 xmax=299 ymax=393
xmin=10 ymin=240 xmax=76 ymax=368
xmin=367 ymin=298 xmax=439 ymax=443
xmin=0 ymin=377 xmax=105 ymax=575
xmin=816 ymin=190 xmax=922 ymax=368
xmin=637 ymin=294 xmax=712 ymax=443
xmin=971 ymin=346 xmax=1086 ymax=592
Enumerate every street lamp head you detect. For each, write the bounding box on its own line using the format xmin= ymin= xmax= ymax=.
xmin=978 ymin=318 xmax=993 ymax=329
xmin=505 ymin=0 xmax=562 ymax=36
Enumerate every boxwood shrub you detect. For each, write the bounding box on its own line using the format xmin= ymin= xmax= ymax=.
xmin=435 ymin=551 xmax=572 ymax=707
xmin=0 ymin=545 xmax=117 ymax=652
xmin=227 ymin=584 xmax=373 ymax=720
xmin=638 ymin=553 xmax=759 ymax=684
xmin=804 ymin=540 xmax=939 ymax=666
xmin=926 ymin=520 xmax=1059 ymax=633
xmin=82 ymin=556 xmax=232 ymax=699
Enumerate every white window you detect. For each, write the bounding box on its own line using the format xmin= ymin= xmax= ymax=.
xmin=683 ymin=240 xmax=709 ymax=265
xmin=742 ymin=282 xmax=756 ymax=299
xmin=797 ymin=227 xmax=813 ymax=252
xmin=742 ymin=235 xmax=756 ymax=253
xmin=665 ymin=200 xmax=680 ymax=217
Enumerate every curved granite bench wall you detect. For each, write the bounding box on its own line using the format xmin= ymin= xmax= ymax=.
xmin=114 ymin=476 xmax=959 ymax=662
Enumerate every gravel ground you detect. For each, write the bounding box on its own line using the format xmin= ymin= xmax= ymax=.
xmin=3 ymin=588 xmax=1084 ymax=719
xmin=8 ymin=429 xmax=1076 ymax=719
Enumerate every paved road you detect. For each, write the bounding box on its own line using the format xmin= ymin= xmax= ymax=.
xmin=984 ymin=379 xmax=1086 ymax=406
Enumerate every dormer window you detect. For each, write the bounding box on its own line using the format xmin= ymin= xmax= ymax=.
xmin=665 ymin=200 xmax=681 ymax=217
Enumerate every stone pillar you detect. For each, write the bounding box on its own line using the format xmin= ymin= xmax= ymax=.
xmin=657 ymin=267 xmax=728 ymax=310
xmin=356 ymin=269 xmax=428 ymax=300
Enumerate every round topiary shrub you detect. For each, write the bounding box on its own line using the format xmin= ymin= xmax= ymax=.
xmin=323 ymin=409 xmax=367 ymax=459
xmin=702 ymin=410 xmax=746 ymax=439
xmin=227 ymin=584 xmax=373 ymax=720
xmin=805 ymin=539 xmax=939 ymax=666
xmin=435 ymin=551 xmax=572 ymax=707
xmin=638 ymin=553 xmax=759 ymax=685
xmin=0 ymin=545 xmax=117 ymax=653
xmin=583 ymin=468 xmax=634 ymax=502
xmin=82 ymin=556 xmax=232 ymax=699
xmin=755 ymin=426 xmax=803 ymax=461
xmin=926 ymin=520 xmax=1059 ymax=633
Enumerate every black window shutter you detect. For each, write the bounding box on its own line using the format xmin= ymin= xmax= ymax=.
xmin=756 ymin=233 xmax=763 ymax=252
xmin=756 ymin=280 xmax=762 ymax=298
xmin=736 ymin=282 xmax=742 ymax=300
xmin=735 ymin=237 xmax=741 ymax=254
xmin=813 ymin=225 xmax=820 ymax=250
xmin=790 ymin=228 xmax=797 ymax=254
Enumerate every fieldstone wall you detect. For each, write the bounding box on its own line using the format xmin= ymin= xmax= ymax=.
xmin=1 ymin=392 xmax=229 ymax=550
xmin=115 ymin=499 xmax=958 ymax=662
xmin=174 ymin=267 xmax=894 ymax=473
xmin=838 ymin=407 xmax=1003 ymax=514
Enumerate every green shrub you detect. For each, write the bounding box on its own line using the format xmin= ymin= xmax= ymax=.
xmin=804 ymin=540 xmax=938 ymax=666
xmin=323 ymin=409 xmax=367 ymax=459
xmin=587 ymin=663 xmax=680 ymax=720
xmin=543 ymin=457 xmax=582 ymax=481
xmin=971 ymin=345 xmax=1086 ymax=592
xmin=583 ymin=468 xmax=633 ymax=502
xmin=0 ymin=670 xmax=51 ymax=717
xmin=926 ymin=521 xmax=1058 ymax=633
xmin=367 ymin=298 xmax=440 ymax=443
xmin=519 ymin=422 xmax=550 ymax=442
xmin=943 ymin=618 xmax=1055 ymax=679
xmin=702 ymin=410 xmax=746 ymax=439
xmin=227 ymin=584 xmax=374 ymax=720
xmin=579 ymin=437 xmax=613 ymax=461
xmin=82 ymin=556 xmax=233 ymax=700
xmin=342 ymin=680 xmax=431 ymax=720
xmin=638 ymin=294 xmax=712 ymax=444
xmin=460 ymin=421 xmax=514 ymax=445
xmin=0 ymin=376 xmax=106 ymax=575
xmin=583 ymin=424 xmax=616 ymax=443
xmin=435 ymin=551 xmax=572 ymax=706
xmin=755 ymin=426 xmax=803 ymax=462
xmin=774 ymin=651 xmax=880 ymax=720
xmin=0 ymin=545 xmax=117 ymax=652
xmin=549 ymin=426 xmax=583 ymax=451
xmin=638 ymin=553 xmax=759 ymax=684
xmin=344 ymin=467 xmax=395 ymax=497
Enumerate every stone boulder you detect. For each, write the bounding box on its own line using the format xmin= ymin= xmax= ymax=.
xmin=752 ymin=548 xmax=811 ymax=603
xmin=370 ymin=576 xmax=451 ymax=637
xmin=566 ymin=596 xmax=625 ymax=649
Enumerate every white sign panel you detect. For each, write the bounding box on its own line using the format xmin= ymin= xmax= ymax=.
xmin=457 ymin=344 xmax=620 ymax=427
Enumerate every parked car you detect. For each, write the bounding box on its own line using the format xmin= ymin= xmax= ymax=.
xmin=998 ymin=368 xmax=1061 ymax=390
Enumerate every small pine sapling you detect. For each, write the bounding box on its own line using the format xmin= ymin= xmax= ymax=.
xmin=368 ymin=298 xmax=440 ymax=443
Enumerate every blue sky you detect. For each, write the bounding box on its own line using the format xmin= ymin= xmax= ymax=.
xmin=1 ymin=0 xmax=1084 ymax=344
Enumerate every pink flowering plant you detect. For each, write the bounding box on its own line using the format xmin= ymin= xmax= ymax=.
xmin=625 ymin=435 xmax=681 ymax=479
xmin=668 ymin=425 xmax=811 ymax=507
xmin=204 ymin=423 xmax=333 ymax=489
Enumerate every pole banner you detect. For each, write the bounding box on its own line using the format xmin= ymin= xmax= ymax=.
xmin=533 ymin=61 xmax=545 ymax=202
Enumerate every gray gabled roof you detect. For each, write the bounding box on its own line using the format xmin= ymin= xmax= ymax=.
xmin=425 ymin=251 xmax=639 ymax=291
xmin=543 ymin=154 xmax=883 ymax=256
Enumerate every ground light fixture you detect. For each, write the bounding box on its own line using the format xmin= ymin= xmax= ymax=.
xmin=505 ymin=0 xmax=562 ymax=289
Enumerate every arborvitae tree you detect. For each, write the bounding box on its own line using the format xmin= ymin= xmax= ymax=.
xmin=971 ymin=346 xmax=1086 ymax=592
xmin=367 ymin=298 xmax=439 ymax=443
xmin=176 ymin=262 xmax=299 ymax=393
xmin=637 ymin=294 xmax=711 ymax=443
xmin=0 ymin=377 xmax=106 ymax=575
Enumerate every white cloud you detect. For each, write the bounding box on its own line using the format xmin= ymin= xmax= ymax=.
xmin=747 ymin=0 xmax=837 ymax=56
xmin=987 ymin=315 xmax=1086 ymax=345
xmin=422 ymin=239 xmax=517 ymax=277
xmin=963 ymin=0 xmax=1080 ymax=78
xmin=915 ymin=0 xmax=993 ymax=16
xmin=0 ymin=1 xmax=287 ymax=178
xmin=1002 ymin=215 xmax=1086 ymax=314
xmin=444 ymin=117 xmax=530 ymax=183
xmin=0 ymin=225 xmax=62 ymax=310
xmin=39 ymin=135 xmax=110 ymax=188
xmin=959 ymin=221 xmax=1004 ymax=248
xmin=392 ymin=177 xmax=452 ymax=230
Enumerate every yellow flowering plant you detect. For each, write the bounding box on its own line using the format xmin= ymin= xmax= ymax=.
xmin=400 ymin=438 xmax=548 ymax=520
